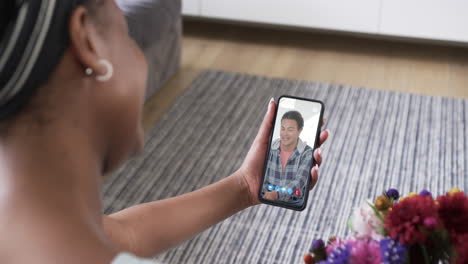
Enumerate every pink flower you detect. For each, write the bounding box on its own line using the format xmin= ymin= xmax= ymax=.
xmin=423 ymin=217 xmax=437 ymax=230
xmin=349 ymin=201 xmax=384 ymax=240
xmin=348 ymin=239 xmax=382 ymax=264
xmin=325 ymin=238 xmax=382 ymax=264
xmin=326 ymin=238 xmax=346 ymax=255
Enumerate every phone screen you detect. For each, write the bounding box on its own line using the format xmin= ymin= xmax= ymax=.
xmin=259 ymin=96 xmax=324 ymax=210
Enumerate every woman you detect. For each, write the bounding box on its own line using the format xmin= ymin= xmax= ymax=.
xmin=0 ymin=0 xmax=329 ymax=263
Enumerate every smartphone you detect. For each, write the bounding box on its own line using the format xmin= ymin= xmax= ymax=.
xmin=258 ymin=95 xmax=325 ymax=211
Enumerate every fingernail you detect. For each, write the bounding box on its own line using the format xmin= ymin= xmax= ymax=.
xmin=317 ymin=148 xmax=322 ymax=156
xmin=326 ymin=129 xmax=331 ymax=137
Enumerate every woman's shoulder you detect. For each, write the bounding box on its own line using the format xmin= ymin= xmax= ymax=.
xmin=112 ymin=253 xmax=161 ymax=264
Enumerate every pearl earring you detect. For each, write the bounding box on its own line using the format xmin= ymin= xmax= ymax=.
xmin=96 ymin=59 xmax=114 ymax=82
xmin=85 ymin=68 xmax=93 ymax=76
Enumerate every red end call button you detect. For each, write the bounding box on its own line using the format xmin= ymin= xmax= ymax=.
xmin=294 ymin=189 xmax=301 ymax=196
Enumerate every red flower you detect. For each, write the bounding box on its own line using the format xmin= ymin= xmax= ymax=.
xmin=303 ymin=254 xmax=315 ymax=264
xmin=437 ymin=192 xmax=468 ymax=241
xmin=385 ymin=195 xmax=440 ymax=246
xmin=454 ymin=234 xmax=468 ymax=264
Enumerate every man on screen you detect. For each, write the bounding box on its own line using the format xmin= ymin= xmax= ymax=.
xmin=262 ymin=110 xmax=314 ymax=202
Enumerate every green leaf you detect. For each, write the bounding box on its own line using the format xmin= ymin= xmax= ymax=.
xmin=375 ymin=226 xmax=386 ymax=236
xmin=366 ymin=201 xmax=385 ymax=223
xmin=348 ymin=215 xmax=354 ymax=231
xmin=420 ymin=244 xmax=430 ymax=264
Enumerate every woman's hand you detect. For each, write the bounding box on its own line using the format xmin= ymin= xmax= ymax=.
xmin=104 ymin=98 xmax=329 ymax=256
xmin=236 ymin=98 xmax=330 ymax=206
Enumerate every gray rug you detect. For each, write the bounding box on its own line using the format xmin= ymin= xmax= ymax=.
xmin=102 ymin=70 xmax=468 ymax=264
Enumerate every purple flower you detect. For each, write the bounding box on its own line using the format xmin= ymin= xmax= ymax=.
xmin=385 ymin=189 xmax=400 ymax=200
xmin=311 ymin=239 xmax=325 ymax=251
xmin=419 ymin=190 xmax=432 ymax=197
xmin=318 ymin=244 xmax=351 ymax=264
xmin=311 ymin=239 xmax=327 ymax=261
xmin=379 ymin=238 xmax=407 ymax=264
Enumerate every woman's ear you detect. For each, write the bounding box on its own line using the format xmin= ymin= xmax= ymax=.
xmin=68 ymin=6 xmax=106 ymax=76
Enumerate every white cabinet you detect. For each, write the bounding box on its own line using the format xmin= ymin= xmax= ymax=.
xmin=200 ymin=0 xmax=381 ymax=34
xmin=182 ymin=0 xmax=468 ymax=44
xmin=307 ymin=0 xmax=381 ymax=33
xmin=380 ymin=0 xmax=468 ymax=43
xmin=182 ymin=0 xmax=200 ymax=16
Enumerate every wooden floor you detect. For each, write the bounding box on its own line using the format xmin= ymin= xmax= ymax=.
xmin=143 ymin=20 xmax=468 ymax=131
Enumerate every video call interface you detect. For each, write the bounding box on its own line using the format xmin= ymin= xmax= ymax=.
xmin=261 ymin=97 xmax=322 ymax=206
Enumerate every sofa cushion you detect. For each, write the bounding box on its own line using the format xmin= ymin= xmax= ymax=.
xmin=116 ymin=0 xmax=182 ymax=99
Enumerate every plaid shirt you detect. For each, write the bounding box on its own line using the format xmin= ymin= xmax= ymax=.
xmin=263 ymin=137 xmax=313 ymax=202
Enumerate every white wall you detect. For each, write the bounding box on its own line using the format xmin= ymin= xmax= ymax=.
xmin=182 ymin=0 xmax=200 ymax=16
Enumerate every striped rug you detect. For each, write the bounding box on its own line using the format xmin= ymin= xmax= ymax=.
xmin=102 ymin=70 xmax=468 ymax=264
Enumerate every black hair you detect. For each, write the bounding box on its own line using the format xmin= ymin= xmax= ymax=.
xmin=0 ymin=1 xmax=14 ymax=39
xmin=281 ymin=111 xmax=304 ymax=130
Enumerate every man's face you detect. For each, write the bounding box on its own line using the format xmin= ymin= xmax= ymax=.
xmin=280 ymin=119 xmax=302 ymax=147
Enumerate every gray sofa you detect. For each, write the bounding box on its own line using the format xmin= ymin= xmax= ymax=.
xmin=116 ymin=0 xmax=182 ymax=99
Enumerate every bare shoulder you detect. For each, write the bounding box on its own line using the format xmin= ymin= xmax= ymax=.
xmin=0 ymin=216 xmax=117 ymax=264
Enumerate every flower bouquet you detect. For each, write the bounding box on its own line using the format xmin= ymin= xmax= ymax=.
xmin=304 ymin=188 xmax=468 ymax=264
